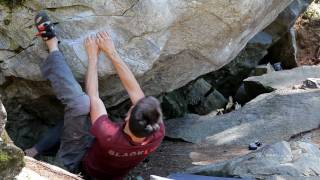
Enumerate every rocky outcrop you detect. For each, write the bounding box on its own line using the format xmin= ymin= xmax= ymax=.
xmin=187 ymin=140 xmax=320 ymax=179
xmin=244 ymin=66 xmax=320 ymax=98
xmin=165 ymin=89 xmax=320 ymax=145
xmin=0 ymin=0 xmax=300 ymax=148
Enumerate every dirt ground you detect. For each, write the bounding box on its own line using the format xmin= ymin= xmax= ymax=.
xmin=129 ymin=128 xmax=320 ymax=179
xmin=128 ymin=140 xmax=249 ymax=179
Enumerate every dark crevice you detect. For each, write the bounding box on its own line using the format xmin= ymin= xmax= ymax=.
xmin=121 ymin=0 xmax=140 ymax=16
xmin=4 ymin=43 xmax=35 ymax=60
xmin=204 ymin=87 xmax=214 ymax=98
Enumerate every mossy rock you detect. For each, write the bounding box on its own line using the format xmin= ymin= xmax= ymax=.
xmin=0 ymin=130 xmax=24 ymax=179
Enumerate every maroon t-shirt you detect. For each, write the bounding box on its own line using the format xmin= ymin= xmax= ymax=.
xmin=83 ymin=115 xmax=165 ymax=180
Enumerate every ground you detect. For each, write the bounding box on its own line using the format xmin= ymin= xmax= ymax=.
xmin=128 ymin=128 xmax=320 ymax=179
xmin=128 ymin=140 xmax=249 ymax=179
xmin=23 ymin=128 xmax=320 ymax=179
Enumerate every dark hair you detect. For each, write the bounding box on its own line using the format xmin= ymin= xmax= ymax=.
xmin=129 ymin=96 xmax=162 ymax=138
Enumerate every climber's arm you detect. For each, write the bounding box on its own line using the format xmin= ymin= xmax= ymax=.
xmin=85 ymin=36 xmax=107 ymax=124
xmin=96 ymin=32 xmax=145 ymax=105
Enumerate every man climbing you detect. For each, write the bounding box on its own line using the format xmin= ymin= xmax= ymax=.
xmin=26 ymin=11 xmax=165 ymax=179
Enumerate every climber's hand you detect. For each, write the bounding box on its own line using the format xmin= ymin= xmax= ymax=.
xmin=96 ymin=31 xmax=117 ymax=58
xmin=85 ymin=35 xmax=100 ymax=60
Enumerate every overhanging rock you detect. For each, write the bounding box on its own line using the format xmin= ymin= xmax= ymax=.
xmin=0 ymin=0 xmax=294 ymax=107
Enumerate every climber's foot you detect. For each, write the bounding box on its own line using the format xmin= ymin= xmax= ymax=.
xmin=35 ymin=11 xmax=57 ymax=41
xmin=35 ymin=11 xmax=59 ymax=52
xmin=24 ymin=147 xmax=38 ymax=158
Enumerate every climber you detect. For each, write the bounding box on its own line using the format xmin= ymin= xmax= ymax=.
xmin=25 ymin=11 xmax=165 ymax=179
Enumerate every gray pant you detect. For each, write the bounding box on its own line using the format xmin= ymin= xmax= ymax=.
xmin=41 ymin=51 xmax=93 ymax=172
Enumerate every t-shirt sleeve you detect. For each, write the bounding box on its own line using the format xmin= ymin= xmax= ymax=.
xmin=91 ymin=114 xmax=119 ymax=140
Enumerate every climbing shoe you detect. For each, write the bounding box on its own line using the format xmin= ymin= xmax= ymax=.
xmin=35 ymin=11 xmax=57 ymax=41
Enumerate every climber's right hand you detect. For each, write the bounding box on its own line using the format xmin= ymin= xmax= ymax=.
xmin=96 ymin=31 xmax=117 ymax=59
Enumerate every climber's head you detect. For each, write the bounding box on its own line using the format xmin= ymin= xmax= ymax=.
xmin=125 ymin=96 xmax=162 ymax=138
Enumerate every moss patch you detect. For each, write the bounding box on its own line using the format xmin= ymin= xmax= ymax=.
xmin=0 ymin=145 xmax=25 ymax=178
xmin=0 ymin=130 xmax=25 ymax=178
xmin=0 ymin=150 xmax=10 ymax=169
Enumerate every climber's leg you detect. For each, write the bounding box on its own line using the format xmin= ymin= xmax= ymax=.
xmin=36 ymin=11 xmax=93 ymax=172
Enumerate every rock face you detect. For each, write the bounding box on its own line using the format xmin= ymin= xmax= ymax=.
xmin=0 ymin=99 xmax=24 ymax=179
xmin=187 ymin=140 xmax=320 ymax=179
xmin=165 ymin=89 xmax=320 ymax=145
xmin=0 ymin=0 xmax=294 ymax=107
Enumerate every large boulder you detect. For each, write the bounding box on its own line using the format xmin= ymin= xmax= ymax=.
xmin=165 ymin=89 xmax=320 ymax=145
xmin=0 ymin=0 xmax=294 ymax=107
xmin=187 ymin=140 xmax=320 ymax=179
xmin=243 ymin=66 xmax=320 ymax=98
xmin=0 ymin=0 xmax=298 ymax=148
